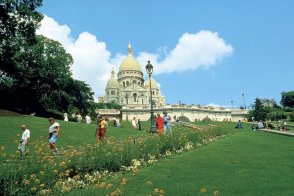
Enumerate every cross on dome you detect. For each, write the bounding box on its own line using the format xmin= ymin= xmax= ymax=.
xmin=128 ymin=42 xmax=132 ymax=55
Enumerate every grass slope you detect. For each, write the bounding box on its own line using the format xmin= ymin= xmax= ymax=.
xmin=0 ymin=116 xmax=146 ymax=154
xmin=72 ymin=130 xmax=294 ymax=195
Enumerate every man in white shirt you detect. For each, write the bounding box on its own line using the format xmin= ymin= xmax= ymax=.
xmin=18 ymin=124 xmax=30 ymax=157
xmin=48 ymin=117 xmax=61 ymax=155
xmin=132 ymin=117 xmax=137 ymax=130
xmin=85 ymin=115 xmax=92 ymax=124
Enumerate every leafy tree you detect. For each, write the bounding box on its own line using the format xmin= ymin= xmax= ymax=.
xmin=96 ymin=102 xmax=122 ymax=110
xmin=1 ymin=0 xmax=43 ymax=112
xmin=248 ymin=98 xmax=267 ymax=121
xmin=0 ymin=0 xmax=43 ymax=78
xmin=280 ymin=91 xmax=294 ymax=108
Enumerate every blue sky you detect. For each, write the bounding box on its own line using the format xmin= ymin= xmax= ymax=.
xmin=38 ymin=0 xmax=294 ymax=108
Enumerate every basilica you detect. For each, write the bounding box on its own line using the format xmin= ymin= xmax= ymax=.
xmin=98 ymin=44 xmax=165 ymax=108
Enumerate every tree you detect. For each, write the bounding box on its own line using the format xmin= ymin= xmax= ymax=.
xmin=0 ymin=0 xmax=43 ymax=78
xmin=280 ymin=91 xmax=294 ymax=108
xmin=0 ymin=0 xmax=43 ymax=112
xmin=248 ymin=98 xmax=267 ymax=121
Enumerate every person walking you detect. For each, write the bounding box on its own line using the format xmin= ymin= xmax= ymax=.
xmin=156 ymin=113 xmax=164 ymax=135
xmin=96 ymin=117 xmax=109 ymax=143
xmin=132 ymin=117 xmax=137 ymax=130
xmin=18 ymin=125 xmax=30 ymax=158
xmin=48 ymin=117 xmax=61 ymax=155
xmin=163 ymin=111 xmax=172 ymax=134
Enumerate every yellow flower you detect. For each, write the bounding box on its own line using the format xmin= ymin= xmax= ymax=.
xmin=121 ymin=178 xmax=127 ymax=185
xmin=146 ymin=180 xmax=152 ymax=185
xmin=59 ymin=161 xmax=66 ymax=167
xmin=214 ymin=190 xmax=219 ymax=195
xmin=160 ymin=189 xmax=165 ymax=194
xmin=30 ymin=174 xmax=36 ymax=179
xmin=106 ymin=183 xmax=113 ymax=189
xmin=65 ymin=170 xmax=70 ymax=177
xmin=34 ymin=179 xmax=40 ymax=184
xmin=53 ymin=170 xmax=58 ymax=174
xmin=40 ymin=183 xmax=45 ymax=188
xmin=73 ymin=175 xmax=80 ymax=181
xmin=1 ymin=146 xmax=5 ymax=151
xmin=200 ymin=187 xmax=207 ymax=193
xmin=154 ymin=188 xmax=159 ymax=193
xmin=23 ymin=179 xmax=30 ymax=186
xmin=98 ymin=182 xmax=106 ymax=189
xmin=31 ymin=187 xmax=37 ymax=192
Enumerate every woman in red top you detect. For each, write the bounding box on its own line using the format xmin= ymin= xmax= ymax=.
xmin=156 ymin=113 xmax=164 ymax=135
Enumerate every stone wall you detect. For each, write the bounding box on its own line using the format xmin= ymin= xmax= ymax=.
xmin=120 ymin=105 xmax=248 ymax=122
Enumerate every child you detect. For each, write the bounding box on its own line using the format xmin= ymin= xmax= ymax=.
xmin=18 ymin=125 xmax=30 ymax=157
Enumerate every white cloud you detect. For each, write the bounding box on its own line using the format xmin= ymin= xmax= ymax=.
xmin=137 ymin=31 xmax=233 ymax=75
xmin=37 ymin=15 xmax=233 ymax=99
xmin=37 ymin=15 xmax=117 ymax=97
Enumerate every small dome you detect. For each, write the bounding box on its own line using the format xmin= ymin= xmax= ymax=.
xmin=106 ymin=69 xmax=119 ymax=89
xmin=118 ymin=43 xmax=143 ymax=73
xmin=145 ymin=78 xmax=158 ymax=89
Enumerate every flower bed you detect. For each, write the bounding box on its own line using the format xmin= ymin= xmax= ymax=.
xmin=0 ymin=126 xmax=233 ymax=195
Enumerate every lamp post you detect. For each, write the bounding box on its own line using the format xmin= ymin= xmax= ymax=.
xmin=242 ymin=93 xmax=246 ymax=110
xmin=145 ymin=61 xmax=157 ymax=133
xmin=125 ymin=94 xmax=129 ymax=121
xmin=231 ymin=100 xmax=234 ymax=109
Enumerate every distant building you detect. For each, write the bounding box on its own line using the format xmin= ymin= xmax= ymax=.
xmin=259 ymin=98 xmax=277 ymax=107
xmin=99 ymin=43 xmax=165 ymax=108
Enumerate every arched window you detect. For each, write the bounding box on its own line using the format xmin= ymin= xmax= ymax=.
xmin=126 ymin=81 xmax=129 ymax=86
xmin=133 ymin=93 xmax=137 ymax=102
xmin=123 ymin=82 xmax=125 ymax=87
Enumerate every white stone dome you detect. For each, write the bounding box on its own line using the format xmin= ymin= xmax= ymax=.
xmin=118 ymin=43 xmax=143 ymax=73
xmin=106 ymin=70 xmax=119 ymax=89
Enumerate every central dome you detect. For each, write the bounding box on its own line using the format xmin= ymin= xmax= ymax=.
xmin=118 ymin=43 xmax=143 ymax=73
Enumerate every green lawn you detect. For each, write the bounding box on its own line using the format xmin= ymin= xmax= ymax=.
xmin=71 ymin=130 xmax=294 ymax=196
xmin=0 ymin=116 xmax=147 ymax=154
xmin=2 ymin=116 xmax=294 ymax=195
